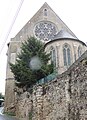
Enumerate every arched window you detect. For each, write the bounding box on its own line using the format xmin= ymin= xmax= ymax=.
xmin=63 ymin=44 xmax=71 ymax=66
xmin=50 ymin=47 xmax=56 ymax=66
xmin=78 ymin=46 xmax=82 ymax=58
xmin=44 ymin=9 xmax=47 ymax=16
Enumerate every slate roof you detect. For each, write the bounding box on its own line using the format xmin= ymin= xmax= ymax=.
xmin=52 ymin=30 xmax=78 ymax=40
xmin=45 ymin=30 xmax=86 ymax=46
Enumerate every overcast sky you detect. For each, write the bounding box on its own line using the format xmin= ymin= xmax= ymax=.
xmin=0 ymin=0 xmax=87 ymax=94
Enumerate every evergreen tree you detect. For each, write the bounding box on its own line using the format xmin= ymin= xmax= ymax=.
xmin=10 ymin=37 xmax=54 ymax=87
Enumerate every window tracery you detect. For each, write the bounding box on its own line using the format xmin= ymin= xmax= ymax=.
xmin=34 ymin=21 xmax=58 ymax=41
xmin=50 ymin=46 xmax=56 ymax=67
xmin=63 ymin=44 xmax=71 ymax=66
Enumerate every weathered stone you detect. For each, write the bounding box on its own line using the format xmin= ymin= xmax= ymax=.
xmin=12 ymin=53 xmax=87 ymax=120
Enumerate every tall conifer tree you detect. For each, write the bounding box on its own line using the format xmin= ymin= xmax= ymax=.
xmin=10 ymin=37 xmax=54 ymax=87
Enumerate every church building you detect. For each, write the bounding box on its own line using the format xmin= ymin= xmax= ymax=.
xmin=5 ymin=2 xmax=87 ymax=114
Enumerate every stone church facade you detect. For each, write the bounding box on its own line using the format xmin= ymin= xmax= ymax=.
xmin=5 ymin=2 xmax=87 ymax=119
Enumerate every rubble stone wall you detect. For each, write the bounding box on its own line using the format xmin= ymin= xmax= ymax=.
xmin=15 ymin=51 xmax=87 ymax=120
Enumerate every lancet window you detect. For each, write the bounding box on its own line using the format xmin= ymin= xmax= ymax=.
xmin=63 ymin=44 xmax=71 ymax=66
xmin=78 ymin=46 xmax=82 ymax=58
xmin=50 ymin=46 xmax=56 ymax=67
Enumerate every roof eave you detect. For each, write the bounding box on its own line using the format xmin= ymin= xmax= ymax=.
xmin=45 ymin=38 xmax=87 ymax=47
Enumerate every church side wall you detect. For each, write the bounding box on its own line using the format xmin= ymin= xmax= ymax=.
xmin=4 ymin=40 xmax=21 ymax=113
xmin=4 ymin=79 xmax=15 ymax=113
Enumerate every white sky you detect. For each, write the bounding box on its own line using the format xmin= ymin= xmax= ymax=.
xmin=0 ymin=0 xmax=87 ymax=95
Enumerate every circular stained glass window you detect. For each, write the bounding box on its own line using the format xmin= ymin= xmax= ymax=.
xmin=34 ymin=21 xmax=58 ymax=41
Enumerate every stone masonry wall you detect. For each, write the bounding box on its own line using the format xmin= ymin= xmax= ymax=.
xmin=15 ymin=51 xmax=87 ymax=120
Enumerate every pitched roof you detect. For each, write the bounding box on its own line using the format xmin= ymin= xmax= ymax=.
xmin=52 ymin=30 xmax=78 ymax=40
xmin=45 ymin=29 xmax=86 ymax=46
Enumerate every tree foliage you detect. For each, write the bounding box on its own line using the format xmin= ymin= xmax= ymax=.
xmin=10 ymin=37 xmax=54 ymax=87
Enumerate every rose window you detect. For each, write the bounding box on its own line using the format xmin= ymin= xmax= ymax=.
xmin=34 ymin=21 xmax=58 ymax=41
